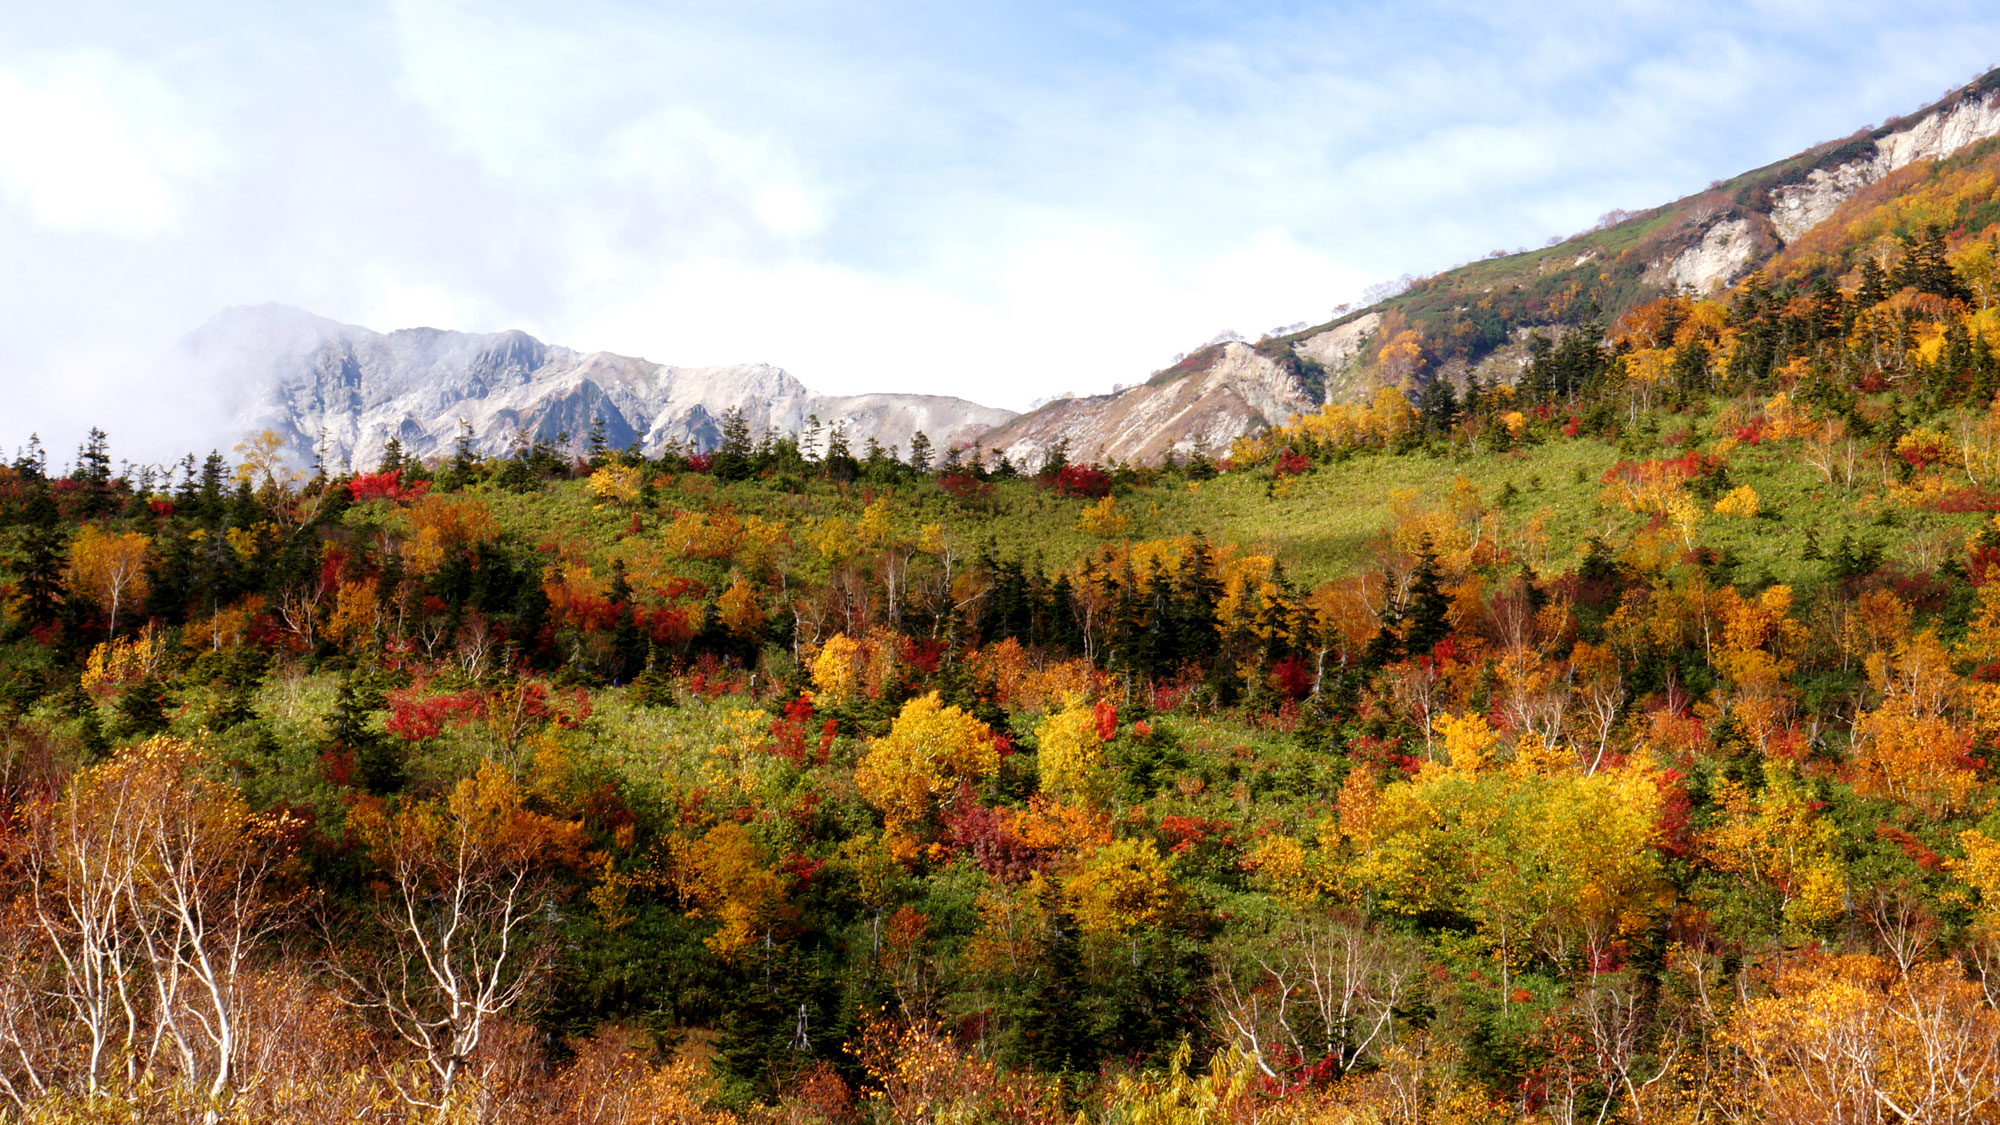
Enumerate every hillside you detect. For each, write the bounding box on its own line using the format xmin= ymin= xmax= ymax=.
xmin=28 ymin=63 xmax=2000 ymax=1125
xmin=15 ymin=318 xmax=2000 ymax=1116
xmin=983 ymin=69 xmax=2000 ymax=467
xmin=166 ymin=69 xmax=2000 ymax=480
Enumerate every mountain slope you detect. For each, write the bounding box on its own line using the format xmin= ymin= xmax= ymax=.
xmin=977 ymin=342 xmax=1313 ymax=467
xmin=979 ymin=316 xmax=1382 ymax=467
xmin=986 ymin=69 xmax=2000 ymax=465
xmin=173 ymin=305 xmax=1016 ymax=471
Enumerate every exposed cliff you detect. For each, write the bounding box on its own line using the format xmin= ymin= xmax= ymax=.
xmin=1770 ymin=88 xmax=2000 ymax=242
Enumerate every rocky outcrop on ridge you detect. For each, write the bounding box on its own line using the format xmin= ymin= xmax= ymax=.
xmin=981 ymin=341 xmax=1321 ymax=466
xmin=1770 ymin=89 xmax=2000 ymax=243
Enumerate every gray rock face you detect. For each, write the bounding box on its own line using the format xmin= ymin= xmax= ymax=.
xmin=1769 ymin=89 xmax=2000 ymax=243
xmin=1295 ymin=312 xmax=1383 ymax=402
xmin=1649 ymin=217 xmax=1758 ymax=294
xmin=173 ymin=305 xmax=1016 ymax=471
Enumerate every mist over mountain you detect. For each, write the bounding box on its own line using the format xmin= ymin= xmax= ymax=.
xmin=172 ymin=304 xmax=1016 ymax=471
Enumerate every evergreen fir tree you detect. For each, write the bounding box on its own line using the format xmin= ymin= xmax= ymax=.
xmin=801 ymin=413 xmax=823 ymax=464
xmin=174 ymin=453 xmax=200 ymax=505
xmin=75 ymin=428 xmax=114 ymax=515
xmin=608 ymin=560 xmax=647 ymax=681
xmin=1171 ymin=536 xmax=1221 ymax=666
xmin=13 ymin=479 xmax=68 ymax=632
xmin=76 ymin=427 xmax=112 ymax=488
xmin=1015 ymin=910 xmax=1097 ymax=1074
xmin=196 ymin=452 xmax=229 ymax=524
xmin=63 ymin=680 xmax=109 ymax=757
xmin=821 ymin=423 xmax=856 ymax=482
xmin=1404 ymin=540 xmax=1451 ymax=655
xmin=1038 ymin=437 xmax=1070 ymax=478
xmin=1858 ymin=256 xmax=1891 ymax=306
xmin=1895 ymin=225 xmax=1968 ymax=301
xmin=231 ymin=479 xmax=259 ymax=527
xmin=12 ymin=433 xmax=47 ymax=480
xmin=1809 ymin=273 xmax=1847 ymax=342
xmin=1670 ymin=341 xmax=1711 ymax=401
xmin=1417 ymin=375 xmax=1459 ymax=434
xmin=449 ymin=418 xmax=480 ymax=485
xmin=117 ymin=674 xmax=171 ymax=736
xmin=712 ymin=408 xmax=755 ymax=481
xmin=332 ymin=675 xmax=402 ymax=794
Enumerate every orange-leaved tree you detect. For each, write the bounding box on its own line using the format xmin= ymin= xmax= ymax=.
xmin=345 ymin=760 xmax=586 ymax=1110
xmin=1852 ymin=628 xmax=1979 ymax=819
xmin=1726 ymin=954 xmax=2000 ymax=1124
xmin=669 ymin=822 xmax=791 ymax=963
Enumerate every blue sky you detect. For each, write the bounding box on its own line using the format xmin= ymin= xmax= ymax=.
xmin=3 ymin=1 xmax=2000 ymax=458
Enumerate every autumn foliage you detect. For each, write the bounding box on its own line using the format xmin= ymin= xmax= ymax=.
xmin=33 ymin=201 xmax=2000 ymax=1118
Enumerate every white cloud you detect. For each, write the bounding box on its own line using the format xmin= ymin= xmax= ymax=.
xmin=0 ymin=50 xmax=217 ymax=237
xmin=557 ymin=219 xmax=1369 ymax=409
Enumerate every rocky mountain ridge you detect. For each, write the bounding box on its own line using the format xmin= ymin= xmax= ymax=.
xmin=979 ymin=341 xmax=1319 ymax=468
xmin=175 ymin=305 xmax=1015 ymax=472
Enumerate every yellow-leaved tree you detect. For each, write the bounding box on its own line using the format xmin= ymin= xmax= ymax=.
xmin=671 ymin=822 xmax=790 ymax=962
xmin=1712 ymin=484 xmax=1759 ymax=518
xmin=586 ymin=464 xmax=643 ymax=504
xmin=1064 ymin=836 xmax=1175 ymax=939
xmin=1952 ymin=826 xmax=2000 ymax=940
xmin=810 ymin=633 xmax=865 ymax=706
xmin=854 ymin=693 xmax=999 ymax=862
xmin=67 ymin=525 xmax=150 ymax=637
xmin=1077 ymin=495 xmax=1130 ymax=538
xmin=1035 ymin=694 xmax=1107 ymax=805
xmin=233 ymin=428 xmax=303 ymax=493
xmin=1698 ymin=764 xmax=1847 ymax=942
xmin=1432 ymin=710 xmax=1497 ymax=772
xmin=1290 ymin=734 xmax=1666 ymax=1010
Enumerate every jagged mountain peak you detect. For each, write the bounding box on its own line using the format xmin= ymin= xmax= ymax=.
xmin=171 ymin=310 xmax=1012 ymax=472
